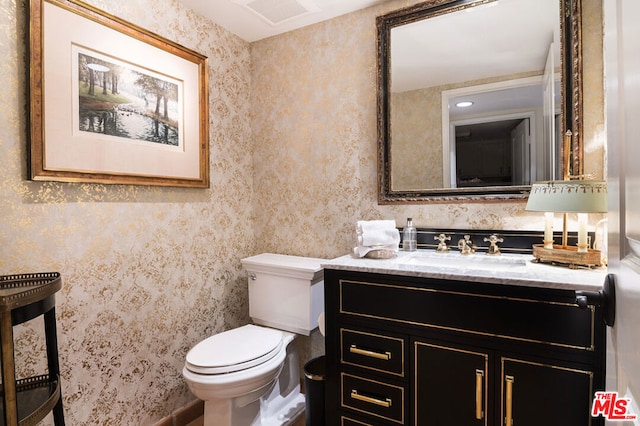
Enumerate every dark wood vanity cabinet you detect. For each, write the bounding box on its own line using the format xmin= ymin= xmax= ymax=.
xmin=413 ymin=341 xmax=489 ymax=425
xmin=324 ymin=268 xmax=606 ymax=426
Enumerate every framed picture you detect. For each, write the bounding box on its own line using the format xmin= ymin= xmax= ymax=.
xmin=29 ymin=0 xmax=210 ymax=188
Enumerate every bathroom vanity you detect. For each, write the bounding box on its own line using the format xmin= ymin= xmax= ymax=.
xmin=322 ymin=251 xmax=608 ymax=426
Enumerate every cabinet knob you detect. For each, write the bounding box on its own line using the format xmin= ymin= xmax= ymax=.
xmin=575 ymin=273 xmax=616 ymax=327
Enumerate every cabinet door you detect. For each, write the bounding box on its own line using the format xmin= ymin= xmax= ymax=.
xmin=456 ymin=141 xmax=482 ymax=179
xmin=500 ymin=357 xmax=594 ymax=426
xmin=481 ymin=139 xmax=510 ymax=178
xmin=415 ymin=341 xmax=489 ymax=426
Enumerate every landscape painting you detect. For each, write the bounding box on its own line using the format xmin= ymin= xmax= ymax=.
xmin=77 ymin=50 xmax=182 ymax=147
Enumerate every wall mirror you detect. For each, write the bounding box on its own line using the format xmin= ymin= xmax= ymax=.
xmin=377 ymin=0 xmax=583 ymax=203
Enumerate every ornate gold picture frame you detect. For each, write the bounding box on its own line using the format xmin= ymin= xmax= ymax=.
xmin=29 ymin=0 xmax=210 ymax=187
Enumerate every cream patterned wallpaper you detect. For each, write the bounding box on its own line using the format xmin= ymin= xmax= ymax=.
xmin=391 ymin=87 xmax=444 ymax=190
xmin=1 ymin=0 xmax=253 ymax=424
xmin=0 ymin=0 xmax=604 ymax=424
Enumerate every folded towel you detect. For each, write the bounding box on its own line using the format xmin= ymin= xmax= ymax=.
xmin=357 ymin=220 xmax=400 ymax=247
xmin=354 ymin=220 xmax=400 ymax=258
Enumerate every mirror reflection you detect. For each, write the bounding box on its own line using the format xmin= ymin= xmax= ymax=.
xmin=379 ymin=0 xmax=576 ymax=202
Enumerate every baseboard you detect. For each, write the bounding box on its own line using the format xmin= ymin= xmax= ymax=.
xmin=153 ymin=399 xmax=204 ymax=426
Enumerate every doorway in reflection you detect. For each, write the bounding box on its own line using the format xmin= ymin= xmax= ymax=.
xmin=443 ymin=75 xmax=562 ymax=189
xmin=454 ymin=118 xmax=528 ymax=188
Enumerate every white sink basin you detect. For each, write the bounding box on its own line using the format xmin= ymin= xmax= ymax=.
xmin=398 ymin=251 xmax=529 ymax=271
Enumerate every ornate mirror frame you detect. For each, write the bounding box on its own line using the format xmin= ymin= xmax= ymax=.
xmin=377 ymin=0 xmax=583 ymax=203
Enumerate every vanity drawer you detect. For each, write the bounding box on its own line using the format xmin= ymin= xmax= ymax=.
xmin=341 ymin=328 xmax=405 ymax=377
xmin=339 ymin=278 xmax=595 ymax=350
xmin=341 ymin=414 xmax=381 ymax=425
xmin=341 ymin=373 xmax=405 ymax=424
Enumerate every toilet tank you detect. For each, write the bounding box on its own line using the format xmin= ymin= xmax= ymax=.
xmin=241 ymin=253 xmax=326 ymax=336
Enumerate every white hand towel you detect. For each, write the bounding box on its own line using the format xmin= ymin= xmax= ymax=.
xmin=357 ymin=220 xmax=400 ymax=247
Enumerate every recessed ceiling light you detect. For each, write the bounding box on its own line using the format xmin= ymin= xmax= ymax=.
xmin=456 ymin=101 xmax=474 ymax=108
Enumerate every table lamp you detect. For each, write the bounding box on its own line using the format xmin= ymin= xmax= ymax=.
xmin=525 ymin=180 xmax=607 ymax=268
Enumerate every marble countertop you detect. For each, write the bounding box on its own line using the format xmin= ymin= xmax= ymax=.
xmin=322 ymin=250 xmax=608 ymax=292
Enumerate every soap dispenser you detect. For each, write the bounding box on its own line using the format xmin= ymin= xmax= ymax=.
xmin=402 ymin=218 xmax=417 ymax=251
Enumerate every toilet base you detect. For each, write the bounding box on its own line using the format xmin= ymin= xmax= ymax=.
xmin=258 ymin=391 xmax=305 ymax=426
xmin=202 ymin=387 xmax=305 ymax=426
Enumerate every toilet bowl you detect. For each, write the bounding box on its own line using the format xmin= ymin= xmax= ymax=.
xmin=183 ymin=325 xmax=303 ymax=425
xmin=182 ymin=254 xmax=326 ymax=426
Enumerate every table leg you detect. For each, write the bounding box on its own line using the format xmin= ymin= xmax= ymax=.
xmin=44 ymin=307 xmax=65 ymax=425
xmin=0 ymin=312 xmax=18 ymax=425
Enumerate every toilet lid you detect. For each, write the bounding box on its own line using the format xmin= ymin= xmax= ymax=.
xmin=185 ymin=325 xmax=284 ymax=375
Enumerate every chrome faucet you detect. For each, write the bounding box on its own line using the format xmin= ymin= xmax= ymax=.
xmin=484 ymin=234 xmax=503 ymax=255
xmin=458 ymin=235 xmax=476 ymax=255
xmin=434 ymin=234 xmax=451 ymax=252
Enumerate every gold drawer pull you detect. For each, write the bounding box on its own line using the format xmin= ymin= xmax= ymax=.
xmin=349 ymin=345 xmax=392 ymax=360
xmin=475 ymin=369 xmax=484 ymax=420
xmin=505 ymin=375 xmax=514 ymax=426
xmin=350 ymin=390 xmax=392 ymax=408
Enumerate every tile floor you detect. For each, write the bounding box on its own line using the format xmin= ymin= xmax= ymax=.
xmin=186 ymin=414 xmax=305 ymax=426
xmin=292 ymin=415 xmax=306 ymax=426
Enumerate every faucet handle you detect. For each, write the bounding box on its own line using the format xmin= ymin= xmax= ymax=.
xmin=458 ymin=235 xmax=476 ymax=255
xmin=484 ymin=234 xmax=504 ymax=255
xmin=434 ymin=233 xmax=451 ymax=252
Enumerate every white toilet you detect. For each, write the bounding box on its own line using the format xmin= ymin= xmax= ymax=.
xmin=182 ymin=253 xmax=326 ymax=426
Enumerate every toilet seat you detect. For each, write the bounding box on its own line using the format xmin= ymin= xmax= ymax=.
xmin=185 ymin=325 xmax=284 ymax=375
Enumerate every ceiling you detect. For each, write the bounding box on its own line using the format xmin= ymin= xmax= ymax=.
xmin=391 ymin=0 xmax=560 ymax=92
xmin=175 ymin=0 xmax=390 ymax=42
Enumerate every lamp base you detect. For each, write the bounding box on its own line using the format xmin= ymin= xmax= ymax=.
xmin=532 ymin=244 xmax=603 ymax=269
